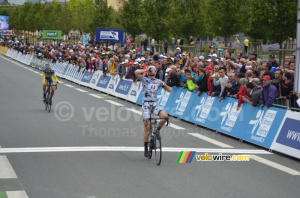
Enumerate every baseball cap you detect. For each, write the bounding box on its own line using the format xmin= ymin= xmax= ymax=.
xmin=204 ymin=66 xmax=212 ymax=71
xmin=252 ymin=70 xmax=260 ymax=76
xmin=141 ymin=57 xmax=145 ymax=61
xmin=129 ymin=61 xmax=134 ymax=65
xmin=136 ymin=58 xmax=141 ymax=62
xmin=208 ymin=55 xmax=212 ymax=57
xmin=199 ymin=55 xmax=204 ymax=59
xmin=262 ymin=75 xmax=271 ymax=80
xmin=176 ymin=47 xmax=180 ymax=50
xmin=134 ymin=61 xmax=139 ymax=65
xmin=141 ymin=63 xmax=146 ymax=67
xmin=182 ymin=53 xmax=186 ymax=56
xmin=212 ymin=53 xmax=218 ymax=57
xmin=132 ymin=49 xmax=136 ymax=52
xmin=251 ymin=52 xmax=257 ymax=56
xmin=270 ymin=54 xmax=276 ymax=58
xmin=166 ymin=68 xmax=172 ymax=72
xmin=136 ymin=48 xmax=140 ymax=51
xmin=124 ymin=59 xmax=129 ymax=63
xmin=206 ymin=59 xmax=212 ymax=62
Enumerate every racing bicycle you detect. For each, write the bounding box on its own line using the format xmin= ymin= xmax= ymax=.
xmin=44 ymin=82 xmax=57 ymax=112
xmin=147 ymin=114 xmax=169 ymax=166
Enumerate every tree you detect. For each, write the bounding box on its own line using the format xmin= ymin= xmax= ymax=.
xmin=141 ymin=0 xmax=171 ymax=42
xmin=169 ymin=0 xmax=206 ymax=39
xmin=93 ymin=0 xmax=114 ymax=29
xmin=203 ymin=0 xmax=244 ymax=46
xmin=117 ymin=0 xmax=143 ymax=42
xmin=69 ymin=0 xmax=94 ymax=33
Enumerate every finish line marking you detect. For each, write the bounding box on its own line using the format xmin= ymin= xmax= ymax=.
xmin=0 ymin=147 xmax=272 ymax=154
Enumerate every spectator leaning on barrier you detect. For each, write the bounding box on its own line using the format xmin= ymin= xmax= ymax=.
xmin=166 ymin=66 xmax=180 ymax=87
xmin=279 ymin=72 xmax=294 ymax=99
xmin=196 ymin=68 xmax=209 ymax=97
xmin=259 ymin=75 xmax=278 ymax=110
xmin=182 ymin=69 xmax=197 ymax=91
xmin=219 ymin=72 xmax=237 ymax=101
xmin=213 ymin=67 xmax=229 ymax=97
xmin=237 ymin=78 xmax=249 ymax=111
xmin=242 ymin=81 xmax=262 ymax=107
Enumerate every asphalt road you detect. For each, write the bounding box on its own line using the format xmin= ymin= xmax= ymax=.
xmin=0 ymin=55 xmax=299 ymax=198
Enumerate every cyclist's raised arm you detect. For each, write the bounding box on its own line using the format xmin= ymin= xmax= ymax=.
xmin=162 ymin=83 xmax=171 ymax=92
xmin=135 ymin=69 xmax=147 ymax=79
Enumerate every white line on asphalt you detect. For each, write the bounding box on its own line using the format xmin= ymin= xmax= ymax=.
xmin=6 ymin=191 xmax=29 ymax=198
xmin=189 ymin=133 xmax=234 ymax=148
xmin=58 ymin=81 xmax=64 ymax=84
xmin=89 ymin=94 xmax=103 ymax=99
xmin=126 ymin=108 xmax=142 ymax=115
xmin=0 ymin=146 xmax=272 ymax=154
xmin=250 ymin=155 xmax=300 ymax=176
xmin=64 ymin=84 xmax=74 ymax=88
xmin=169 ymin=123 xmax=185 ymax=130
xmin=105 ymin=100 xmax=124 ymax=106
xmin=0 ymin=156 xmax=18 ymax=179
xmin=33 ymin=71 xmax=39 ymax=74
xmin=75 ymin=88 xmax=87 ymax=93
xmin=125 ymin=108 xmax=185 ymax=130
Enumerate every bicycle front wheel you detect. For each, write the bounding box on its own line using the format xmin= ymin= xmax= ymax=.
xmin=154 ymin=136 xmax=162 ymax=165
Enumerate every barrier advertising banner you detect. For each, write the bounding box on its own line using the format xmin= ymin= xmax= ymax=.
xmin=271 ymin=110 xmax=300 ymax=159
xmin=96 ymin=29 xmax=124 ymax=42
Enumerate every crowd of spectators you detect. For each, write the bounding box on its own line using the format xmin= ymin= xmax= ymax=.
xmin=5 ymin=38 xmax=299 ymax=110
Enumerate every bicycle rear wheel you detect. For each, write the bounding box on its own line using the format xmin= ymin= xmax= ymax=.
xmin=154 ymin=135 xmax=162 ymax=165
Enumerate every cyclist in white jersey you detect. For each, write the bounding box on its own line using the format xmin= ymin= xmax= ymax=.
xmin=135 ymin=66 xmax=171 ymax=157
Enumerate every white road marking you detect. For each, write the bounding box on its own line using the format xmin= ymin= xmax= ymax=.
xmin=75 ymin=88 xmax=87 ymax=93
xmin=169 ymin=123 xmax=185 ymax=130
xmin=126 ymin=108 xmax=142 ymax=115
xmin=189 ymin=133 xmax=234 ymax=148
xmin=64 ymin=84 xmax=74 ymax=88
xmin=89 ymin=94 xmax=103 ymax=99
xmin=6 ymin=191 xmax=29 ymax=198
xmin=125 ymin=108 xmax=185 ymax=130
xmin=105 ymin=100 xmax=124 ymax=106
xmin=33 ymin=71 xmax=39 ymax=74
xmin=0 ymin=146 xmax=272 ymax=154
xmin=58 ymin=81 xmax=64 ymax=84
xmin=0 ymin=156 xmax=18 ymax=178
xmin=250 ymin=155 xmax=300 ymax=176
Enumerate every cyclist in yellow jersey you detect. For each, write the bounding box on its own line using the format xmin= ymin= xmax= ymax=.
xmin=42 ymin=64 xmax=59 ymax=104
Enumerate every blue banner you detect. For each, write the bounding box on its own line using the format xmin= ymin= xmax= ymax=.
xmin=275 ymin=118 xmax=300 ymax=150
xmin=96 ymin=75 xmax=111 ymax=89
xmin=115 ymin=79 xmax=133 ymax=95
xmin=166 ymin=89 xmax=196 ymax=120
xmin=81 ymin=72 xmax=93 ymax=83
xmin=96 ymin=29 xmax=124 ymax=42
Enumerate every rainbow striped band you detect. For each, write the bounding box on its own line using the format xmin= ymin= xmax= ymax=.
xmin=176 ymin=151 xmax=196 ymax=163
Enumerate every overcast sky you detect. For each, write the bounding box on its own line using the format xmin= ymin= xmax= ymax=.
xmin=9 ymin=0 xmax=26 ymax=4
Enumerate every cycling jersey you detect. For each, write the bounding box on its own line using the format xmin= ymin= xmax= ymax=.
xmin=42 ymin=69 xmax=58 ymax=85
xmin=141 ymin=76 xmax=166 ymax=120
xmin=141 ymin=76 xmax=165 ymax=103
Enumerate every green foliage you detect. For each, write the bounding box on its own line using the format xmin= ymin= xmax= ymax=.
xmin=117 ymin=0 xmax=143 ymax=41
xmin=3 ymin=0 xmax=297 ymax=46
xmin=169 ymin=0 xmax=205 ymax=39
xmin=141 ymin=0 xmax=171 ymax=41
